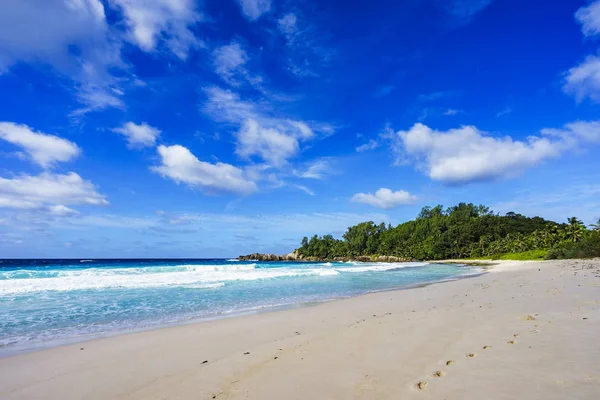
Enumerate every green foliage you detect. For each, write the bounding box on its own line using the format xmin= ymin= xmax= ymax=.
xmin=475 ymin=250 xmax=548 ymax=261
xmin=545 ymin=232 xmax=600 ymax=259
xmin=297 ymin=203 xmax=595 ymax=261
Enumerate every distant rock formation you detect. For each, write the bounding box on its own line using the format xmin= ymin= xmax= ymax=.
xmin=237 ymin=251 xmax=414 ymax=263
xmin=237 ymin=250 xmax=302 ymax=262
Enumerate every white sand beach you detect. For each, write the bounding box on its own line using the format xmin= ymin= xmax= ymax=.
xmin=1 ymin=259 xmax=599 ymax=400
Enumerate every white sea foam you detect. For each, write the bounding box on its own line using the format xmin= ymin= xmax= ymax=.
xmin=0 ymin=264 xmax=339 ymax=295
xmin=335 ymin=262 xmax=429 ymax=273
xmin=226 ymin=259 xmax=240 ymax=262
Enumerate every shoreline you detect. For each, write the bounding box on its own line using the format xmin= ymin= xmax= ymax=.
xmin=0 ymin=261 xmax=483 ymax=358
xmin=1 ymin=259 xmax=599 ymax=399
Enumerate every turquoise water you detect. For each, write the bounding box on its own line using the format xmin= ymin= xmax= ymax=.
xmin=0 ymin=259 xmax=480 ymax=355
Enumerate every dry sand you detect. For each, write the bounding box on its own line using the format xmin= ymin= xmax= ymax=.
xmin=1 ymin=259 xmax=599 ymax=400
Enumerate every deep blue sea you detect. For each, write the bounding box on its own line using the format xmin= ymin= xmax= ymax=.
xmin=0 ymin=259 xmax=480 ymax=356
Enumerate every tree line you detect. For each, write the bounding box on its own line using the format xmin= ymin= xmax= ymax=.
xmin=297 ymin=203 xmax=600 ymax=260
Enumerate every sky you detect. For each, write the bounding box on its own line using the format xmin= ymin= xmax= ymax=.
xmin=0 ymin=0 xmax=600 ymax=258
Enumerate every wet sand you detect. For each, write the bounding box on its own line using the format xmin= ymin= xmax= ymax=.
xmin=1 ymin=259 xmax=599 ymax=399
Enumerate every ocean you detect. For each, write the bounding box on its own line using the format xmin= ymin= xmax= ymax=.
xmin=0 ymin=259 xmax=481 ymax=356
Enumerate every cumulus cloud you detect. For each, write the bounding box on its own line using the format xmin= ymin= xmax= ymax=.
xmin=237 ymin=0 xmax=271 ymax=21
xmin=0 ymin=0 xmax=205 ymax=115
xmin=564 ymin=2 xmax=600 ymax=103
xmin=0 ymin=122 xmax=81 ymax=168
xmin=0 ymin=172 xmax=108 ymax=211
xmin=0 ymin=0 xmax=116 ymax=72
xmin=575 ymin=0 xmax=600 ymax=37
xmin=541 ymin=120 xmax=600 ymax=144
xmin=236 ymin=120 xmax=300 ymax=167
xmin=202 ymin=86 xmax=329 ymax=166
xmin=0 ymin=0 xmax=126 ymax=114
xmin=352 ymin=188 xmax=417 ymax=209
xmin=109 ymin=0 xmax=203 ymax=59
xmin=113 ymin=122 xmax=161 ymax=148
xmin=394 ymin=123 xmax=562 ymax=184
xmin=563 ymin=55 xmax=600 ymax=103
xmin=151 ymin=144 xmax=258 ymax=195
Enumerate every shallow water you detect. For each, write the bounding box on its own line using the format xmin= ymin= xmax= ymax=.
xmin=0 ymin=259 xmax=479 ymax=355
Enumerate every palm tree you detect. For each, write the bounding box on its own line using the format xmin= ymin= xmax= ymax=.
xmin=590 ymin=218 xmax=600 ymax=232
xmin=567 ymin=217 xmax=585 ymax=243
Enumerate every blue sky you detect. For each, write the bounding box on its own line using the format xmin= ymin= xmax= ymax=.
xmin=1 ymin=0 xmax=600 ymax=258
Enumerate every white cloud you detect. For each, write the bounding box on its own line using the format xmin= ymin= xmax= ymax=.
xmin=211 ymin=41 xmax=264 ymax=89
xmin=113 ymin=122 xmax=162 ymax=148
xmin=394 ymin=123 xmax=562 ymax=184
xmin=563 ymin=55 xmax=600 ymax=102
xmin=0 ymin=172 xmax=108 ymax=211
xmin=0 ymin=0 xmax=205 ymax=116
xmin=237 ymin=0 xmax=271 ymax=21
xmin=72 ymin=83 xmax=126 ymax=115
xmin=294 ymin=159 xmax=331 ymax=179
xmin=202 ymin=86 xmax=328 ymax=166
xmin=213 ymin=42 xmax=249 ymax=85
xmin=0 ymin=0 xmax=126 ymax=114
xmin=541 ymin=120 xmax=600 ymax=144
xmin=109 ymin=0 xmax=203 ymax=59
xmin=575 ymin=0 xmax=600 ymax=37
xmin=0 ymin=122 xmax=81 ymax=168
xmin=278 ymin=13 xmax=299 ymax=36
xmin=151 ymin=144 xmax=257 ymax=195
xmin=294 ymin=184 xmax=315 ymax=196
xmin=352 ymin=188 xmax=417 ymax=209
xmin=356 ymin=139 xmax=379 ymax=153
xmin=48 ymin=205 xmax=80 ymax=217
xmin=236 ymin=119 xmax=300 ymax=167
xmin=0 ymin=0 xmax=116 ymax=72
xmin=496 ymin=107 xmax=512 ymax=117
xmin=443 ymin=108 xmax=461 ymax=116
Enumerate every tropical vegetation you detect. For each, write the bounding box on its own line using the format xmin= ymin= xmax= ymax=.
xmin=297 ymin=203 xmax=600 ymax=261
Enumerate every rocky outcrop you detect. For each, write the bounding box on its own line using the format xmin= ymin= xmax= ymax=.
xmin=237 ymin=250 xmax=303 ymax=262
xmin=237 ymin=251 xmax=414 ymax=263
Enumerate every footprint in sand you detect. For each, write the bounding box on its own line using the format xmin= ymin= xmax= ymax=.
xmin=466 ymin=353 xmax=477 ymax=358
xmin=507 ymin=340 xmax=516 ymax=345
xmin=416 ymin=381 xmax=428 ymax=390
xmin=483 ymin=345 xmax=491 ymax=350
xmin=446 ymin=360 xmax=455 ymax=366
xmin=432 ymin=371 xmax=446 ymax=378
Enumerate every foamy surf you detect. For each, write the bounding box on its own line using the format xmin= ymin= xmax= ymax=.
xmin=0 ymin=259 xmax=478 ymax=355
